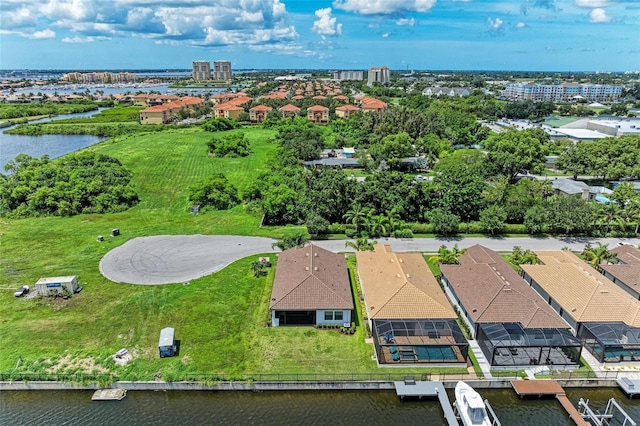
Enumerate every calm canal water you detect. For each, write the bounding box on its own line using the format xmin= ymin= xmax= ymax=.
xmin=1 ymin=388 xmax=638 ymax=425
xmin=0 ymin=110 xmax=106 ymax=170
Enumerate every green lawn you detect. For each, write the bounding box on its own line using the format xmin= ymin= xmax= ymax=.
xmin=1 ymin=125 xmax=470 ymax=380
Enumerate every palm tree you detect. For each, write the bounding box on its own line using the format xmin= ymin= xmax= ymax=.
xmin=343 ymin=205 xmax=370 ymax=235
xmin=509 ymin=245 xmax=540 ymax=272
xmin=345 ymin=237 xmax=377 ymax=251
xmin=596 ymin=203 xmax=621 ymax=235
xmin=582 ymin=242 xmax=616 ymax=267
xmin=365 ymin=214 xmax=389 ymax=238
xmin=429 ymin=244 xmax=466 ymax=265
xmin=625 ymin=200 xmax=640 ymax=235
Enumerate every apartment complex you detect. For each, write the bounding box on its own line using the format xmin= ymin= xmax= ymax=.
xmin=192 ymin=60 xmax=211 ymax=81
xmin=213 ymin=61 xmax=233 ymax=81
xmin=61 ymin=72 xmax=137 ymax=83
xmin=503 ymin=82 xmax=622 ymax=102
xmin=333 ymin=70 xmax=364 ymax=81
xmin=367 ymin=66 xmax=390 ymax=86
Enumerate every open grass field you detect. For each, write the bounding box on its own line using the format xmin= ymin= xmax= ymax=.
xmin=1 ymin=124 xmax=469 ymax=380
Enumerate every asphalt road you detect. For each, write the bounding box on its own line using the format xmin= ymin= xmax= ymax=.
xmin=99 ymin=234 xmax=639 ymax=285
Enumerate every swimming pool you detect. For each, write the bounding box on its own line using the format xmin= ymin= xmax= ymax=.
xmin=414 ymin=346 xmax=457 ymax=361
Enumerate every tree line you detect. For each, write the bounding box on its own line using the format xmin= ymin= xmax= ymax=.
xmin=0 ymin=152 xmax=139 ymax=217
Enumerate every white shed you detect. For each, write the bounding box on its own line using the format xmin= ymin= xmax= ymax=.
xmin=35 ymin=276 xmax=78 ymax=296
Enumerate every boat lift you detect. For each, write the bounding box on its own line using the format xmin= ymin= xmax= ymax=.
xmin=577 ymin=398 xmax=636 ymax=426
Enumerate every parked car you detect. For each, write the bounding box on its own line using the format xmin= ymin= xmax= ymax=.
xmin=14 ymin=285 xmax=29 ymax=297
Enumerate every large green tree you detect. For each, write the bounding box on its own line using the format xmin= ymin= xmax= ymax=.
xmin=483 ymin=128 xmax=549 ymax=181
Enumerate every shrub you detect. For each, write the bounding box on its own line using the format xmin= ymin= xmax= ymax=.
xmin=206 ymin=132 xmax=250 ymax=157
xmin=392 ymin=228 xmax=414 ymax=238
xmin=188 ymin=173 xmax=239 ymax=210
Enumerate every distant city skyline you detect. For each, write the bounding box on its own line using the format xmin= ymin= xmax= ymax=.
xmin=1 ymin=0 xmax=639 ymax=72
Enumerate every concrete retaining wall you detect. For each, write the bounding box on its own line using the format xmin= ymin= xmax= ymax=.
xmin=0 ymin=379 xmax=620 ymax=392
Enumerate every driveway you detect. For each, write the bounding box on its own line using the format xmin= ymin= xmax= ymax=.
xmin=99 ymin=235 xmax=277 ymax=285
xmin=99 ymin=234 xmax=639 ymax=285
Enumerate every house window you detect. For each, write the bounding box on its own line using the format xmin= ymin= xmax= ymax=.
xmin=324 ymin=311 xmax=344 ymax=321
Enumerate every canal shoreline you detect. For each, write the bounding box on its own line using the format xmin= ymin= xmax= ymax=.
xmin=0 ymin=378 xmax=619 ymax=391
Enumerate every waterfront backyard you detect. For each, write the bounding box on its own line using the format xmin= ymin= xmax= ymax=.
xmin=0 ymin=126 xmax=468 ymax=381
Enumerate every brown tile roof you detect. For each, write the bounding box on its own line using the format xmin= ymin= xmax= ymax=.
xmin=307 ymin=105 xmax=329 ymax=112
xmin=250 ymin=105 xmax=273 ymax=112
xmin=611 ymin=245 xmax=640 ymax=264
xmin=336 ymin=104 xmax=360 ymax=112
xmin=355 ymin=245 xmax=456 ymax=320
xmin=278 ymin=104 xmax=301 ymax=112
xmin=599 ymin=245 xmax=640 ymax=291
xmin=440 ymin=245 xmax=568 ymax=328
xmin=270 ymin=245 xmax=353 ymax=311
xmin=215 ymin=101 xmax=245 ymax=111
xmin=521 ymin=250 xmax=640 ymax=326
xmin=359 ymin=96 xmax=388 ymax=110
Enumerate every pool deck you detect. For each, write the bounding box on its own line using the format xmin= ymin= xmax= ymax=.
xmin=394 ymin=380 xmax=458 ymax=426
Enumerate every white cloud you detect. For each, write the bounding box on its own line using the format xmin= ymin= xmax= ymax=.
xmin=589 ymin=8 xmax=612 ymax=23
xmin=62 ymin=35 xmax=109 ymax=42
xmin=41 ymin=0 xmax=94 ymax=21
xmin=29 ymin=29 xmax=56 ymax=39
xmin=515 ymin=22 xmax=526 ymax=28
xmin=487 ymin=17 xmax=503 ymax=30
xmin=575 ymin=0 xmax=610 ymax=7
xmin=312 ymin=7 xmax=342 ymax=36
xmin=333 ymin=0 xmax=436 ymax=15
xmin=396 ymin=18 xmax=416 ymax=26
xmin=0 ymin=0 xmax=299 ymax=48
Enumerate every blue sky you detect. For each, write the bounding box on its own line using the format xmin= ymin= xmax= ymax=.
xmin=0 ymin=0 xmax=638 ymax=71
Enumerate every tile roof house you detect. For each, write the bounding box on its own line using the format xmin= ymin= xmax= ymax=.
xmin=600 ymin=245 xmax=640 ymax=300
xmin=335 ymin=104 xmax=360 ymax=119
xmin=213 ymin=101 xmax=245 ymax=120
xmin=269 ymin=245 xmax=353 ymax=327
xmin=249 ymin=104 xmax=273 ymax=123
xmin=278 ymin=104 xmax=301 ymax=118
xmin=139 ymin=96 xmax=205 ymax=124
xmin=521 ymin=250 xmax=640 ymax=362
xmin=356 ymin=96 xmax=388 ymax=113
xmin=355 ymin=245 xmax=468 ymax=365
xmin=307 ymin=105 xmax=330 ymax=123
xmin=440 ymin=245 xmax=580 ymax=367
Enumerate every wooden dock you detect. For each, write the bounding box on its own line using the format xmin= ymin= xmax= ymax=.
xmin=617 ymin=376 xmax=640 ymax=398
xmin=511 ymin=380 xmax=589 ymax=426
xmin=512 ymin=379 xmax=564 ymax=398
xmin=394 ymin=380 xmax=458 ymax=426
xmin=91 ymin=389 xmax=127 ymax=401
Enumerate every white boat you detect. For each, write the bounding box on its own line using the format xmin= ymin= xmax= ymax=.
xmin=455 ymin=381 xmax=493 ymax=426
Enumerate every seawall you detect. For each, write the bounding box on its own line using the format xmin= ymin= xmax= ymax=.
xmin=0 ymin=378 xmax=619 ymax=391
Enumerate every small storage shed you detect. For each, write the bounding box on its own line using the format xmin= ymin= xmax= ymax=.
xmin=35 ymin=276 xmax=78 ymax=296
xmin=158 ymin=327 xmax=176 ymax=358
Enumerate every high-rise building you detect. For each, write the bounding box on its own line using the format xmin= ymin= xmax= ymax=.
xmin=333 ymin=70 xmax=364 ymax=81
xmin=367 ymin=66 xmax=390 ymax=86
xmin=192 ymin=61 xmax=211 ymax=81
xmin=213 ymin=60 xmax=233 ymax=81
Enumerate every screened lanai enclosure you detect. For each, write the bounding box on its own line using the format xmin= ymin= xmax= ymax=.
xmin=477 ymin=323 xmax=582 ymax=367
xmin=580 ymin=322 xmax=640 ymax=363
xmin=373 ymin=319 xmax=469 ymax=365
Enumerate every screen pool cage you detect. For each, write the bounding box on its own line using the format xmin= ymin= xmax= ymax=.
xmin=477 ymin=322 xmax=582 ymax=367
xmin=579 ymin=322 xmax=640 ymax=363
xmin=372 ymin=318 xmax=468 ymax=365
